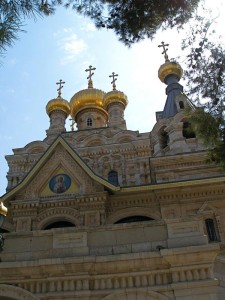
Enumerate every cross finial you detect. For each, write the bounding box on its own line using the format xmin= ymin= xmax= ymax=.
xmin=158 ymin=42 xmax=169 ymax=62
xmin=85 ymin=65 xmax=96 ymax=88
xmin=69 ymin=118 xmax=75 ymax=131
xmin=56 ymin=79 xmax=65 ymax=98
xmin=109 ymin=72 xmax=118 ymax=90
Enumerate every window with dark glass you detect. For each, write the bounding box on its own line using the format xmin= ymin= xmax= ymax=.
xmin=205 ymin=218 xmax=218 ymax=242
xmin=108 ymin=170 xmax=119 ymax=185
xmin=115 ymin=216 xmax=154 ymax=224
xmin=87 ymin=118 xmax=92 ymax=127
xmin=44 ymin=221 xmax=75 ymax=230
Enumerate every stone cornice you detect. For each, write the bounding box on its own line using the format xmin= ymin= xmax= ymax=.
xmin=119 ymin=176 xmax=225 ymax=194
xmin=10 ymin=193 xmax=108 ymax=216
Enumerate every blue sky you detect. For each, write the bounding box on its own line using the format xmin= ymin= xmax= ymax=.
xmin=0 ymin=1 xmax=224 ymax=195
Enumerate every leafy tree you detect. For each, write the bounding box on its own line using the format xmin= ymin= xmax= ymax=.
xmin=181 ymin=10 xmax=225 ymax=169
xmin=0 ymin=0 xmax=201 ymax=55
xmin=0 ymin=0 xmax=54 ymax=55
xmin=62 ymin=0 xmax=201 ymax=46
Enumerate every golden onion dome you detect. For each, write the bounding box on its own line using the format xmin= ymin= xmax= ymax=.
xmin=104 ymin=90 xmax=128 ymax=109
xmin=158 ymin=60 xmax=183 ymax=83
xmin=46 ymin=97 xmax=70 ymax=116
xmin=70 ymin=88 xmax=106 ymax=120
xmin=0 ymin=201 xmax=7 ymax=216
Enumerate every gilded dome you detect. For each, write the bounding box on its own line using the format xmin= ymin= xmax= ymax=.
xmin=104 ymin=90 xmax=128 ymax=109
xmin=46 ymin=97 xmax=70 ymax=116
xmin=158 ymin=60 xmax=183 ymax=83
xmin=70 ymin=88 xmax=107 ymax=120
xmin=0 ymin=201 xmax=7 ymax=216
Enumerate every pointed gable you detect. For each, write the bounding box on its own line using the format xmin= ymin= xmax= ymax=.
xmin=1 ymin=136 xmax=120 ymax=204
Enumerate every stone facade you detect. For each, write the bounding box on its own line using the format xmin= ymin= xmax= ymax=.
xmin=1 ymin=62 xmax=225 ymax=300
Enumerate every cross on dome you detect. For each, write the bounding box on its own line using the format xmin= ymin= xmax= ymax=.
xmin=158 ymin=41 xmax=169 ymax=62
xmin=56 ymin=79 xmax=65 ymax=98
xmin=85 ymin=65 xmax=96 ymax=88
xmin=109 ymin=72 xmax=118 ymax=90
xmin=69 ymin=118 xmax=75 ymax=131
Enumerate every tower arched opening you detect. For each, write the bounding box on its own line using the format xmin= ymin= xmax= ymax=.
xmin=159 ymin=126 xmax=169 ymax=149
xmin=182 ymin=121 xmax=196 ymax=139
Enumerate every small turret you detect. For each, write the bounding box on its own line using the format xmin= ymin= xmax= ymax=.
xmin=46 ymin=80 xmax=70 ymax=136
xmin=104 ymin=72 xmax=128 ymax=130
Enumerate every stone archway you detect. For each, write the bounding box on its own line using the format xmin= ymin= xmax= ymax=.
xmin=0 ymin=284 xmax=40 ymax=300
xmin=107 ymin=207 xmax=160 ymax=224
xmin=101 ymin=289 xmax=172 ymax=300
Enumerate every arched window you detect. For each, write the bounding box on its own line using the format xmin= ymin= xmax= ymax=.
xmin=44 ymin=221 xmax=75 ymax=230
xmin=115 ymin=216 xmax=154 ymax=224
xmin=182 ymin=121 xmax=196 ymax=139
xmin=87 ymin=118 xmax=92 ymax=127
xmin=205 ymin=218 xmax=218 ymax=242
xmin=159 ymin=127 xmax=169 ymax=149
xmin=108 ymin=170 xmax=119 ymax=185
xmin=179 ymin=101 xmax=184 ymax=109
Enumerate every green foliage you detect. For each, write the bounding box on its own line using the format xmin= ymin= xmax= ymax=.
xmin=182 ymin=12 xmax=225 ymax=106
xmin=182 ymin=10 xmax=225 ymax=169
xmin=189 ymin=107 xmax=225 ymax=169
xmin=60 ymin=0 xmax=200 ymax=46
xmin=0 ymin=0 xmax=54 ymax=55
xmin=0 ymin=0 xmax=201 ymax=55
xmin=0 ymin=7 xmax=23 ymax=54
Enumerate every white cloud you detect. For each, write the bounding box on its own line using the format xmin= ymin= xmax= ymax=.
xmin=63 ymin=27 xmax=73 ymax=33
xmin=57 ymin=32 xmax=87 ymax=65
xmin=63 ymin=34 xmax=86 ymax=54
xmin=53 ymin=27 xmax=73 ymax=37
xmin=83 ymin=23 xmax=96 ymax=32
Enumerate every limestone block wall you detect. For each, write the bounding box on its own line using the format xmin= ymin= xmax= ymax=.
xmin=0 ymin=222 xmax=221 ymax=300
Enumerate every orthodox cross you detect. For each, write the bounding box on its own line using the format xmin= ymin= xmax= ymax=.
xmin=56 ymin=79 xmax=65 ymax=98
xmin=158 ymin=41 xmax=169 ymax=62
xmin=85 ymin=65 xmax=96 ymax=88
xmin=109 ymin=72 xmax=118 ymax=90
xmin=69 ymin=118 xmax=75 ymax=131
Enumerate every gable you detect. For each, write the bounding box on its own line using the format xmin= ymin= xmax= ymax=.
xmin=1 ymin=136 xmax=119 ymax=204
xmin=23 ymin=144 xmax=102 ymax=199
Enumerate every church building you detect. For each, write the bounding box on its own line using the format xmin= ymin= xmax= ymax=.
xmin=0 ymin=46 xmax=225 ymax=300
